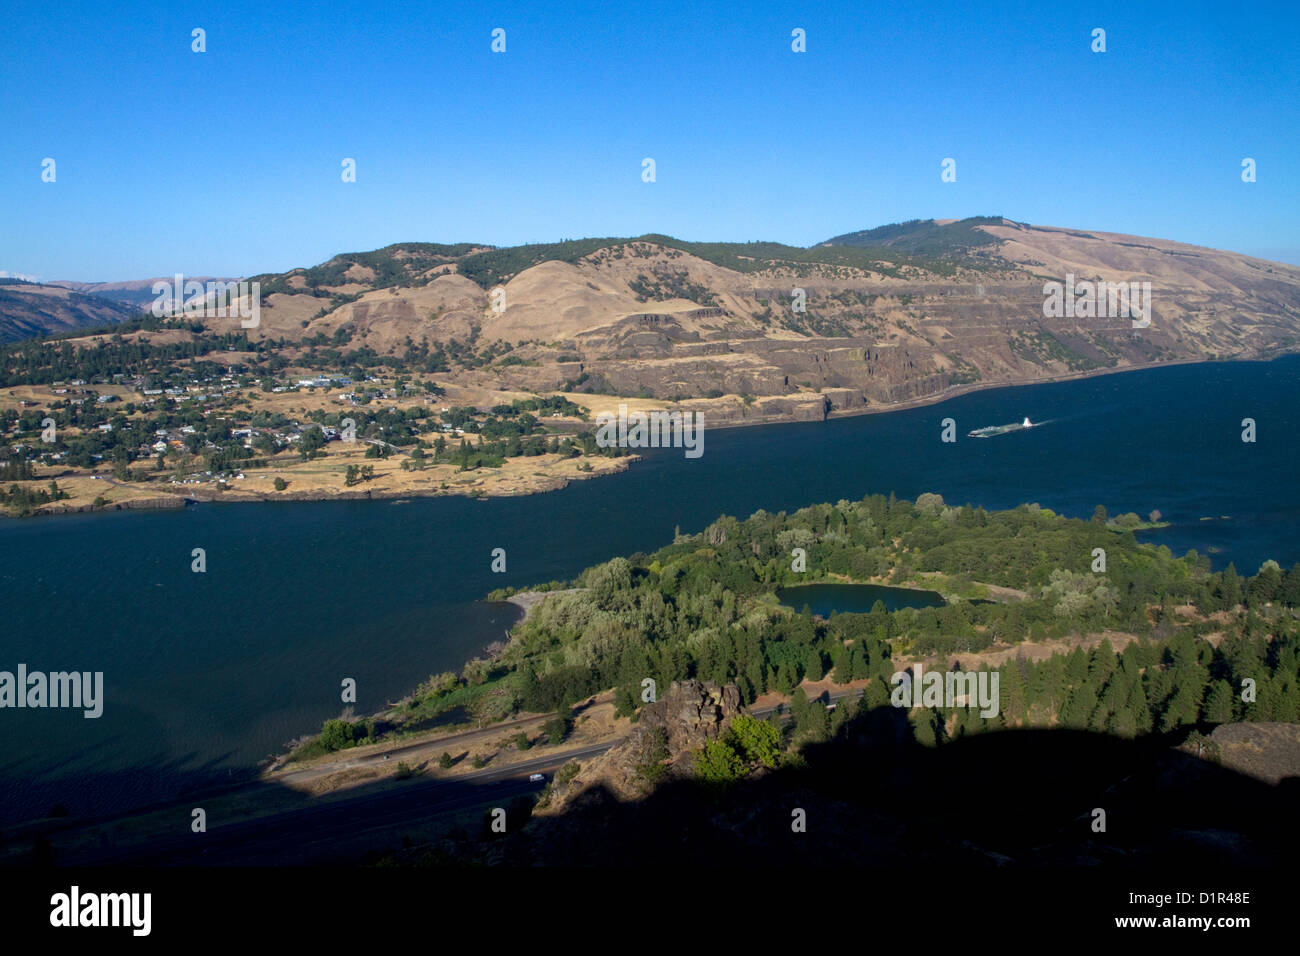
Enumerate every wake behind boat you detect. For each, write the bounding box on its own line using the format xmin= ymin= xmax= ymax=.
xmin=969 ymin=417 xmax=1035 ymax=438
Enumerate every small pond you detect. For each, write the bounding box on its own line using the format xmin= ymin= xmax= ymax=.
xmin=776 ymin=582 xmax=947 ymax=616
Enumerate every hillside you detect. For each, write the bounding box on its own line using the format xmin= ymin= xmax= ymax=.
xmin=6 ymin=218 xmax=1300 ymax=431
xmin=194 ymin=218 xmax=1300 ymax=421
xmin=0 ymin=279 xmax=142 ymax=343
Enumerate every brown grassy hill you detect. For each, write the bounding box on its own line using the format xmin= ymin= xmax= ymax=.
xmin=36 ymin=220 xmax=1300 ymax=421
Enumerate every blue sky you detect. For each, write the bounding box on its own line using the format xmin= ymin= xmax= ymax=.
xmin=3 ymin=0 xmax=1298 ymax=279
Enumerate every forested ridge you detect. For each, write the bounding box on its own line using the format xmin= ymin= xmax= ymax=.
xmin=369 ymin=494 xmax=1300 ymax=758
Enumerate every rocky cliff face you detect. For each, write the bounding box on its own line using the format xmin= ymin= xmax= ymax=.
xmin=542 ymin=679 xmax=741 ymax=811
xmin=641 ymin=679 xmax=742 ymax=755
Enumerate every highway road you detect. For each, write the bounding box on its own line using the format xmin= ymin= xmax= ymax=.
xmin=34 ymin=687 xmax=867 ymax=866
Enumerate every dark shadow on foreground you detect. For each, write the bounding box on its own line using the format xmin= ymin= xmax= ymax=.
xmin=2 ymin=706 xmax=1295 ymax=868
xmin=473 ymin=707 xmax=1298 ymax=868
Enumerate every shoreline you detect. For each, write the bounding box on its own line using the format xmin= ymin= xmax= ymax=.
xmin=5 ymin=351 xmax=1297 ymax=521
xmin=264 ymin=589 xmax=586 ymax=772
xmin=699 ymin=350 xmax=1297 ymax=436
xmin=6 ymin=452 xmax=639 ymax=520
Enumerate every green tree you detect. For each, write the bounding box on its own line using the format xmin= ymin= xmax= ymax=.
xmin=805 ymin=648 xmax=824 ymax=682
xmin=544 ymin=712 xmax=570 ymax=745
xmin=728 ymin=714 xmax=782 ymax=768
xmin=298 ymin=426 xmax=326 ymax=460
xmin=911 ymin=708 xmax=940 ymax=747
xmin=789 ymin=686 xmax=809 ymax=727
xmin=1277 ymin=564 xmax=1300 ymax=608
xmin=318 ymin=718 xmax=356 ymax=752
xmin=1202 ymin=679 xmax=1235 ymax=724
xmin=614 ymin=683 xmax=638 ymax=718
xmin=1219 ymin=564 xmax=1242 ymax=609
xmin=1248 ymin=561 xmax=1282 ymax=607
xmin=695 ymin=739 xmax=745 ymax=784
xmin=998 ymin=662 xmax=1027 ymax=726
xmin=864 ymin=673 xmax=890 ymax=711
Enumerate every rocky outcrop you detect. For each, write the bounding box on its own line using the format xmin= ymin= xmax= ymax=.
xmin=639 ymin=679 xmax=742 ymax=755
xmin=542 ymin=679 xmax=742 ymax=810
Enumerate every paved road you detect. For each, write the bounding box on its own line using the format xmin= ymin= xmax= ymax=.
xmin=34 ymin=687 xmax=867 ymax=866
xmin=273 ymin=711 xmax=551 ymax=785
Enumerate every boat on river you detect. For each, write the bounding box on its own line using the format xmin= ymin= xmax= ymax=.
xmin=968 ymin=417 xmax=1034 ymax=438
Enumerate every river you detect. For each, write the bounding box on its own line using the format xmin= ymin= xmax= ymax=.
xmin=1 ymin=356 xmax=1296 ymax=823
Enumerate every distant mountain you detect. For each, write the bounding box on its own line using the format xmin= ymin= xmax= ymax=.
xmin=821 ymin=215 xmax=1013 ymax=258
xmin=0 ymin=278 xmax=143 ymax=343
xmin=47 ymin=277 xmax=239 ymax=309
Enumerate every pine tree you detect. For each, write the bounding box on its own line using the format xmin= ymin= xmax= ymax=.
xmin=1036 ymin=657 xmax=1068 ymax=723
xmin=1202 ymin=679 xmax=1235 ymax=724
xmin=805 ymin=648 xmax=824 ymax=682
xmin=1278 ymin=564 xmax=1300 ymax=608
xmin=736 ymin=674 xmax=755 ymax=706
xmin=1108 ymin=702 xmax=1138 ymax=739
xmin=864 ymin=674 xmax=890 ymax=711
xmin=1160 ymin=681 xmax=1204 ymax=731
xmin=614 ymin=684 xmax=637 ymax=719
xmin=1088 ymin=638 xmax=1117 ymax=686
xmin=831 ymin=643 xmax=852 ymax=684
xmin=851 ymin=640 xmax=871 ymax=681
xmin=911 ymin=708 xmax=938 ymax=747
xmin=1219 ymin=563 xmax=1242 ymax=609
xmin=790 ymin=686 xmax=809 ymax=727
xmin=1273 ymin=679 xmax=1300 ymax=722
xmin=829 ymin=700 xmax=849 ymax=737
xmin=1127 ymin=679 xmax=1153 ymax=735
xmin=1061 ymin=683 xmax=1098 ymax=729
xmin=1247 ymin=562 xmax=1282 ymax=607
xmin=805 ymin=700 xmax=831 ymax=742
xmin=998 ymin=662 xmax=1027 ymax=727
xmin=1065 ymin=647 xmax=1089 ymax=685
xmin=775 ymin=663 xmax=796 ymax=695
xmin=1244 ymin=675 xmax=1273 ymax=722
xmin=1087 ymin=697 xmax=1111 ymax=733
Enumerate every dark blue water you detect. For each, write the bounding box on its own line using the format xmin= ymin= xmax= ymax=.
xmin=1 ymin=356 xmax=1297 ymax=823
xmin=777 ymin=583 xmax=946 ymax=616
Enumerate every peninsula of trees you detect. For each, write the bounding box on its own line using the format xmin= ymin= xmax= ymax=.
xmin=313 ymin=494 xmax=1299 ymax=764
